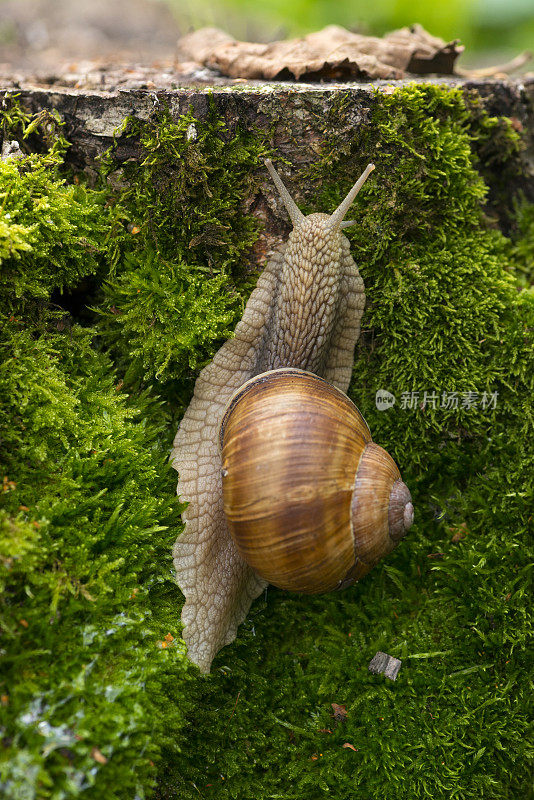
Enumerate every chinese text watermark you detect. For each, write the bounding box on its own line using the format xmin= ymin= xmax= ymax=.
xmin=375 ymin=389 xmax=498 ymax=412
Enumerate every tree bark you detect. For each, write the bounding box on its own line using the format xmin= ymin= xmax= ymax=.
xmin=2 ymin=74 xmax=533 ymax=220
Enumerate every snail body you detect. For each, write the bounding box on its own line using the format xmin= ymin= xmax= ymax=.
xmin=220 ymin=368 xmax=413 ymax=594
xmin=171 ymin=158 xmax=412 ymax=673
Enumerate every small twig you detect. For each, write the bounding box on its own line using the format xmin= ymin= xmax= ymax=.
xmin=223 ymin=691 xmax=240 ymax=732
xmin=456 ymin=51 xmax=532 ymax=78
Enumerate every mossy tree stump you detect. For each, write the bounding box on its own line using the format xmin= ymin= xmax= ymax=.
xmin=10 ymin=75 xmax=534 ymax=228
xmin=0 ymin=77 xmax=532 ymax=800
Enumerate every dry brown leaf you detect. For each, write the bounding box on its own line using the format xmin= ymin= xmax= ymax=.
xmin=450 ymin=522 xmax=468 ymax=543
xmin=177 ymin=24 xmax=463 ymax=82
xmin=343 ymin=742 xmax=358 ymax=751
xmin=331 ymin=702 xmax=348 ymax=722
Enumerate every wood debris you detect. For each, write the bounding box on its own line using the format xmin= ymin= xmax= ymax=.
xmin=368 ymin=651 xmax=402 ymax=681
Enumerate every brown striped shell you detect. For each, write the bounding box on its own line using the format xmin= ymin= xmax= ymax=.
xmin=220 ymin=368 xmax=413 ymax=594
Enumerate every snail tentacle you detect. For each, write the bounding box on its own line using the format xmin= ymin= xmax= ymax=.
xmin=328 ymin=163 xmax=375 ymax=230
xmin=264 ymin=159 xmax=305 ymax=227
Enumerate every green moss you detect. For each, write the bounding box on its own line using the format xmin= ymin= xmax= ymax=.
xmin=0 ymin=313 xmax=195 ymax=799
xmin=0 ymin=104 xmax=109 ymax=309
xmin=0 ymin=99 xmax=195 ymax=799
xmin=0 ymin=86 xmax=532 ymax=800
xmin=102 ymin=104 xmax=265 ymax=271
xmin=97 ymin=105 xmax=268 ymax=397
xmin=97 ymin=248 xmax=243 ymax=391
xmin=509 ymin=200 xmax=534 ymax=286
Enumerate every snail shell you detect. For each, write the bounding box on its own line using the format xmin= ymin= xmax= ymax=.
xmin=220 ymin=368 xmax=413 ymax=594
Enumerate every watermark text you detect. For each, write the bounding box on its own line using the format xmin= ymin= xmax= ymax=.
xmin=375 ymin=389 xmax=498 ymax=412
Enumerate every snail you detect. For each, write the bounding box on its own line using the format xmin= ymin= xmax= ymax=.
xmin=171 ymin=158 xmax=413 ymax=673
xmin=220 ymin=368 xmax=413 ymax=594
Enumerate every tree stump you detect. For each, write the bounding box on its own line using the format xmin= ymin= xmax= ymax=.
xmin=2 ymin=73 xmax=533 ymax=220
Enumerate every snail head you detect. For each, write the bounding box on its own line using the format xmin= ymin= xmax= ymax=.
xmin=264 ymin=159 xmax=375 ymax=277
xmin=264 ymin=159 xmax=375 ymax=232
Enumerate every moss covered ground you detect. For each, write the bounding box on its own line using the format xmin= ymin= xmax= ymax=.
xmin=0 ymin=85 xmax=532 ymax=799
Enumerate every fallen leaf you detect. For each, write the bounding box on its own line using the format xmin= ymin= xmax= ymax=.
xmin=331 ymin=703 xmax=348 ymax=722
xmin=450 ymin=522 xmax=468 ymax=543
xmin=343 ymin=742 xmax=358 ymax=751
xmin=177 ymin=24 xmax=463 ymax=82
